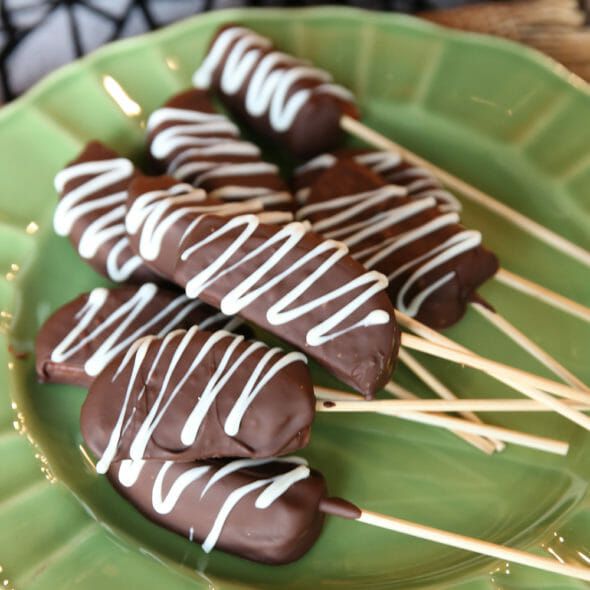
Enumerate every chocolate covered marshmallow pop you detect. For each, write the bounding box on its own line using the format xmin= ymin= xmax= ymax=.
xmin=147 ymin=88 xmax=293 ymax=209
xmin=295 ymin=158 xmax=498 ymax=329
xmin=109 ymin=456 xmax=328 ymax=564
xmin=81 ymin=328 xmax=315 ymax=466
xmin=36 ymin=282 xmax=238 ymax=388
xmin=124 ymin=174 xmax=400 ymax=398
xmin=102 ymin=454 xmax=590 ymax=580
xmin=54 ymin=141 xmax=161 ymax=284
xmin=193 ymin=24 xmax=358 ymax=159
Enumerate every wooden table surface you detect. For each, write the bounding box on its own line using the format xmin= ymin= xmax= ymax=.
xmin=421 ymin=0 xmax=590 ymax=83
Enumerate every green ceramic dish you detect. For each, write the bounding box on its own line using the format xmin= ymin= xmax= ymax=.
xmin=0 ymin=6 xmax=589 ymax=589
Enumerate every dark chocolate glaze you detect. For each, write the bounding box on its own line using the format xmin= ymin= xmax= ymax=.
xmin=81 ymin=328 xmax=316 ymax=463
xmin=296 ymin=160 xmax=499 ymax=329
xmin=293 ymin=149 xmax=461 ymax=213
xmin=35 ymin=283 xmax=235 ymax=388
xmin=126 ymin=175 xmax=400 ymax=397
xmin=54 ymin=141 xmax=161 ymax=283
xmin=319 ymin=497 xmax=362 ymax=520
xmin=108 ymin=457 xmax=327 ymax=564
xmin=147 ymin=88 xmax=293 ymax=209
xmin=470 ymin=291 xmax=496 ymax=313
xmin=194 ymin=25 xmax=359 ymax=159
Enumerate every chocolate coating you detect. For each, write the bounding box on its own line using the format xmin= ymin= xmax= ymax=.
xmin=294 ymin=149 xmax=461 ymax=213
xmin=296 ymin=160 xmax=499 ymax=329
xmin=108 ymin=457 xmax=327 ymax=564
xmin=54 ymin=141 xmax=160 ymax=283
xmin=81 ymin=328 xmax=315 ymax=463
xmin=319 ymin=497 xmax=362 ymax=520
xmin=193 ymin=25 xmax=359 ymax=159
xmin=147 ymin=88 xmax=293 ymax=209
xmin=126 ymin=175 xmax=399 ymax=397
xmin=36 ymin=283 xmax=235 ymax=388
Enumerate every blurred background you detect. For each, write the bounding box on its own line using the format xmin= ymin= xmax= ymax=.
xmin=0 ymin=0 xmax=588 ymax=102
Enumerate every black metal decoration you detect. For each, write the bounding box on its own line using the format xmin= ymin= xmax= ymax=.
xmin=0 ymin=0 xmax=474 ymax=102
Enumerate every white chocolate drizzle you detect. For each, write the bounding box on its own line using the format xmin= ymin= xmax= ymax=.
xmin=193 ymin=26 xmax=354 ymax=133
xmin=147 ymin=107 xmax=292 ymax=207
xmin=125 ymin=183 xmax=292 ymax=262
xmin=295 ymin=185 xmax=481 ymax=317
xmin=96 ymin=328 xmax=307 ymax=475
xmin=295 ymin=151 xmax=461 ymax=212
xmin=50 ymin=283 xmax=234 ymax=377
xmin=117 ymin=456 xmax=310 ymax=553
xmin=54 ymin=157 xmax=144 ymax=281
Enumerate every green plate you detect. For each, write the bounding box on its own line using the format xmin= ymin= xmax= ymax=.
xmin=1 ymin=6 xmax=589 ymax=589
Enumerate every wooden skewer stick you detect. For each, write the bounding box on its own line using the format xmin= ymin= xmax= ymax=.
xmin=470 ymin=302 xmax=589 ymax=391
xmin=343 ymin=509 xmax=590 ymax=582
xmin=316 ymin=396 xmax=590 ymax=414
xmin=396 ymin=311 xmax=590 ymax=428
xmin=397 ymin=349 xmax=504 ymax=452
xmin=321 ymin=383 xmax=497 ymax=454
xmin=315 ymin=388 xmax=568 ymax=456
xmin=495 ymin=268 xmax=590 ymax=325
xmin=340 ymin=115 xmax=590 ymax=269
xmin=385 ymin=379 xmax=498 ymax=454
xmin=364 ymin=411 xmax=567 ymax=456
xmin=400 ymin=333 xmax=590 ymax=431
xmin=398 ymin=332 xmax=589 ymax=403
